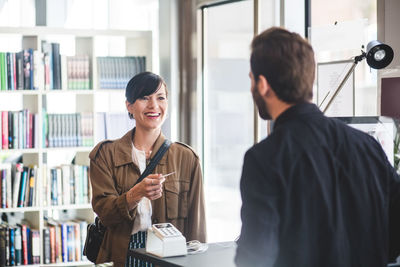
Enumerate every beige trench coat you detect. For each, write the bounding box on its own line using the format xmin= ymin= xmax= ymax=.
xmin=89 ymin=129 xmax=206 ymax=266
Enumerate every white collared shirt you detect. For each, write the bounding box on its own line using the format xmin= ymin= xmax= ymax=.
xmin=131 ymin=143 xmax=152 ymax=234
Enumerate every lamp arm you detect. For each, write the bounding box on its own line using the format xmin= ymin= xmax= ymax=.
xmin=322 ymin=61 xmax=358 ymax=113
xmin=321 ymin=52 xmax=366 ymax=113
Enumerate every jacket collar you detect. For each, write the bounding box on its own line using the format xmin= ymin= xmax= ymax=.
xmin=114 ymin=128 xmax=167 ymax=167
xmin=273 ymin=102 xmax=322 ymax=130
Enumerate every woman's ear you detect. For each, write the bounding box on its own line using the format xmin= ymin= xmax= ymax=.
xmin=126 ymin=100 xmax=131 ymax=111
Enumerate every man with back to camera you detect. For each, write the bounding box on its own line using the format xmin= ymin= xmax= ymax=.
xmin=234 ymin=26 xmax=400 ymax=267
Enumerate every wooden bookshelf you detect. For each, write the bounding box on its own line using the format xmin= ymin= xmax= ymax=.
xmin=0 ymin=26 xmax=152 ymax=266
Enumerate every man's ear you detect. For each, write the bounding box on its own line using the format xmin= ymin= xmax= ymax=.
xmin=257 ymin=75 xmax=270 ymax=97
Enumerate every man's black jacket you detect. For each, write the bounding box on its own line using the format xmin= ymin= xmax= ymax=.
xmin=236 ymin=103 xmax=400 ymax=267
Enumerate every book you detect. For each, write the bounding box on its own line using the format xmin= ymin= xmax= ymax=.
xmin=23 ymin=49 xmax=33 ymax=90
xmin=14 ymin=227 xmax=21 ymax=265
xmin=49 ymin=225 xmax=56 ymax=263
xmin=42 ymin=41 xmax=53 ymax=90
xmin=4 ymin=224 xmax=9 ymax=266
xmin=12 ymin=163 xmax=23 ymax=208
xmin=6 ymin=52 xmax=11 ymax=90
xmin=4 ymin=164 xmax=11 ymax=208
xmin=0 ymin=226 xmax=6 ymax=267
xmin=15 ymin=51 xmax=23 ymax=90
xmin=0 ymin=53 xmax=8 ymax=91
xmin=17 ymin=167 xmax=29 ymax=207
xmin=1 ymin=168 xmax=7 ymax=208
xmin=51 ymin=43 xmax=61 ymax=90
xmin=61 ymin=165 xmax=71 ymax=205
xmin=33 ymin=50 xmax=44 ymax=90
xmin=42 ymin=228 xmax=50 ymax=264
xmin=12 ymin=111 xmax=18 ymax=149
xmin=17 ymin=224 xmax=28 ymax=265
xmin=27 ymin=166 xmax=36 ymax=207
xmin=31 ymin=229 xmax=40 ymax=264
xmin=9 ymin=227 xmax=15 ymax=266
xmin=1 ymin=111 xmax=8 ymax=149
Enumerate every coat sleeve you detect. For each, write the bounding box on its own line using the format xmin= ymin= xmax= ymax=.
xmin=186 ymin=155 xmax=207 ymax=243
xmin=235 ymin=149 xmax=281 ymax=267
xmin=389 ymin=159 xmax=400 ymax=262
xmin=89 ymin=141 xmax=137 ymax=228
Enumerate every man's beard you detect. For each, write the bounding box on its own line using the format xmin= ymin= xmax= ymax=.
xmin=252 ymin=84 xmax=272 ymax=120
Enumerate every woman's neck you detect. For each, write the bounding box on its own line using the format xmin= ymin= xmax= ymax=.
xmin=133 ymin=127 xmax=161 ymax=154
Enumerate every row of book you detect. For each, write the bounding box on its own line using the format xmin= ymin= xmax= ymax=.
xmin=0 ymin=163 xmax=90 ymax=208
xmin=66 ymin=55 xmax=91 ymax=90
xmin=0 ymin=45 xmax=147 ymax=91
xmin=43 ymin=164 xmax=91 ymax=207
xmin=0 ymin=164 xmax=39 ymax=209
xmin=0 ymin=223 xmax=40 ymax=266
xmin=97 ymin=56 xmax=146 ymax=89
xmin=0 ymin=50 xmax=42 ymax=91
xmin=0 ymin=42 xmax=90 ymax=91
xmin=44 ymin=112 xmax=94 ymax=148
xmin=43 ymin=218 xmax=88 ymax=264
xmin=1 ymin=110 xmax=39 ymax=150
xmin=1 ymin=110 xmax=117 ymax=150
xmin=42 ymin=42 xmax=91 ymax=90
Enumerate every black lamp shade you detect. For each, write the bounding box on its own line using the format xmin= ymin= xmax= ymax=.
xmin=366 ymin=40 xmax=394 ymax=69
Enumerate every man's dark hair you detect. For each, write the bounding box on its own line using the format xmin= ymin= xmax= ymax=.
xmin=250 ymin=27 xmax=315 ymax=103
xmin=125 ymin=71 xmax=167 ymax=104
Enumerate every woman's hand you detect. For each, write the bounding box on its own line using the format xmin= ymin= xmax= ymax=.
xmin=126 ymin=174 xmax=166 ymax=210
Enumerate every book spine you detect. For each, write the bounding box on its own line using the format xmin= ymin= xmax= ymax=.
xmin=27 ymin=167 xmax=35 ymax=207
xmin=4 ymin=225 xmax=9 ymax=266
xmin=7 ymin=112 xmax=12 ymax=149
xmin=0 ymin=226 xmax=5 ymax=267
xmin=49 ymin=226 xmax=55 ymax=263
xmin=1 ymin=111 xmax=8 ymax=149
xmin=14 ymin=227 xmax=21 ymax=265
xmin=17 ymin=167 xmax=28 ymax=208
xmin=31 ymin=229 xmax=40 ymax=264
xmin=9 ymin=228 xmax=15 ymax=266
xmin=61 ymin=223 xmax=67 ymax=262
xmin=6 ymin=53 xmax=11 ymax=90
xmin=20 ymin=224 xmax=27 ymax=265
xmin=42 ymin=228 xmax=50 ymax=264
xmin=16 ymin=51 xmax=23 ymax=90
xmin=23 ymin=49 xmax=32 ymax=90
xmin=51 ymin=43 xmax=61 ymax=90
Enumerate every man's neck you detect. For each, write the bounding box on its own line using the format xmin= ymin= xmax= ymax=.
xmin=270 ymin=100 xmax=293 ymax=120
xmin=133 ymin=127 xmax=161 ymax=152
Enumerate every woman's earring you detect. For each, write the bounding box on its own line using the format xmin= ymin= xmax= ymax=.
xmin=128 ymin=112 xmax=134 ymax=119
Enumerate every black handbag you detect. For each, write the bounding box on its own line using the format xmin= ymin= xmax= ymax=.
xmin=83 ymin=139 xmax=171 ymax=263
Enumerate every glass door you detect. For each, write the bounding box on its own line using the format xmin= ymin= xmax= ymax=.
xmin=201 ymin=0 xmax=254 ymax=242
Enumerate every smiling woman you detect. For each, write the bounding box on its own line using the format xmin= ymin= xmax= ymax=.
xmin=89 ymin=71 xmax=206 ymax=267
xmin=125 ymin=72 xmax=168 ymax=133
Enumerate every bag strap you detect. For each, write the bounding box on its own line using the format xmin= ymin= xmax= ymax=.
xmin=134 ymin=139 xmax=172 ymax=185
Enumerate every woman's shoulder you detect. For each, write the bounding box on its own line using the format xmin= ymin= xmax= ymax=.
xmin=89 ymin=140 xmax=115 ymax=160
xmin=89 ymin=131 xmax=132 ymax=160
xmin=171 ymin=142 xmax=199 ymax=159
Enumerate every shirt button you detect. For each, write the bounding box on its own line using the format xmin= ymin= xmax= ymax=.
xmin=152 ymin=219 xmax=158 ymax=224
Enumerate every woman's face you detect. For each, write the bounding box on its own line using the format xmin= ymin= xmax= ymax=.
xmin=127 ymin=84 xmax=168 ymax=131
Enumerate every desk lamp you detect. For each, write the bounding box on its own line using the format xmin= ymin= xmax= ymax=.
xmin=320 ymin=40 xmax=394 ymax=113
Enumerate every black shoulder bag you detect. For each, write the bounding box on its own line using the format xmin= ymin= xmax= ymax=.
xmin=83 ymin=139 xmax=172 ymax=263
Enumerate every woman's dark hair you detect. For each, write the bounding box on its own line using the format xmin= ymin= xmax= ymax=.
xmin=250 ymin=27 xmax=315 ymax=103
xmin=125 ymin=72 xmax=167 ymax=104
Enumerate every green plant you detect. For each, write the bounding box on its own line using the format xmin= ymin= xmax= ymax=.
xmin=394 ymin=119 xmax=400 ymax=173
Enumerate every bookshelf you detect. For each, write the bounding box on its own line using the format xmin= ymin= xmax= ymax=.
xmin=0 ymin=26 xmax=152 ymax=266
